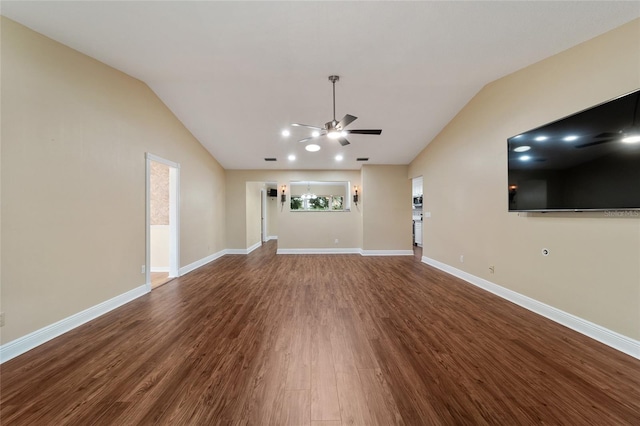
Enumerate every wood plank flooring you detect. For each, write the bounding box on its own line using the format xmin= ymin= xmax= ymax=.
xmin=150 ymin=272 xmax=173 ymax=289
xmin=2 ymin=240 xmax=639 ymax=425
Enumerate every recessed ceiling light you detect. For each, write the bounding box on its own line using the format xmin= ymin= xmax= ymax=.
xmin=519 ymin=155 xmax=531 ymax=161
xmin=621 ymin=134 xmax=640 ymax=144
xmin=281 ymin=130 xmax=290 ymax=137
xmin=513 ymin=146 xmax=531 ymax=152
xmin=534 ymin=136 xmax=548 ymax=141
xmin=563 ymin=135 xmax=579 ymax=141
xmin=305 ymin=144 xmax=321 ymax=152
xmin=335 ymin=155 xmax=343 ymax=161
xmin=288 ymin=154 xmax=296 ymax=161
xmin=311 ymin=130 xmax=320 ymax=137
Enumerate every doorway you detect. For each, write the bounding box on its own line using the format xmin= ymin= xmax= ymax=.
xmin=412 ymin=176 xmax=423 ymax=257
xmin=261 ymin=188 xmax=267 ymax=243
xmin=146 ymin=153 xmax=180 ymax=290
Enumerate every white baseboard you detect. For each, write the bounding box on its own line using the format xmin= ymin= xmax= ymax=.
xmin=0 ymin=284 xmax=149 ymax=364
xmin=227 ymin=242 xmax=263 ymax=255
xmin=277 ymin=248 xmax=362 ymax=255
xmin=247 ymin=241 xmax=262 ymax=254
xmin=277 ymin=248 xmax=413 ymax=256
xmin=226 ymin=248 xmax=247 ymax=254
xmin=179 ymin=249 xmax=227 ymax=275
xmin=421 ymin=256 xmax=640 ymax=360
xmin=361 ymin=249 xmax=414 ymax=256
xmin=267 ymin=235 xmax=278 ymax=241
xmin=150 ymin=266 xmax=169 ymax=273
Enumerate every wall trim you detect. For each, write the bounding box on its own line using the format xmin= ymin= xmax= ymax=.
xmin=421 ymin=256 xmax=640 ymax=360
xmin=361 ymin=249 xmax=414 ymax=256
xmin=226 ymin=248 xmax=249 ymax=255
xmin=179 ymin=249 xmax=227 ymax=275
xmin=267 ymin=235 xmax=278 ymax=241
xmin=227 ymin=242 xmax=264 ymax=255
xmin=150 ymin=267 xmax=170 ymax=273
xmin=0 ymin=284 xmax=149 ymax=364
xmin=247 ymin=241 xmax=262 ymax=254
xmin=277 ymin=248 xmax=362 ymax=255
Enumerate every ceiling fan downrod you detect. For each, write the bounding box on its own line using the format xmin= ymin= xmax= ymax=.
xmin=329 ymin=75 xmax=339 ymax=124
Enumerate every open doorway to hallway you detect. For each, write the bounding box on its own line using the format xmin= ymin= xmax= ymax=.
xmin=146 ymin=154 xmax=180 ymax=289
xmin=412 ymin=176 xmax=423 ymax=257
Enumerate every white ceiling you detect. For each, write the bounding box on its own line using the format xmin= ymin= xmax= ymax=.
xmin=3 ymin=1 xmax=639 ymax=170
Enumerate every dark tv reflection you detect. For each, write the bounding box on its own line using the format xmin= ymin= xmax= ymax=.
xmin=508 ymin=89 xmax=640 ymax=211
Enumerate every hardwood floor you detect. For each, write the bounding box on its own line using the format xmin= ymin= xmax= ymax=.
xmin=150 ymin=272 xmax=173 ymax=289
xmin=2 ymin=240 xmax=639 ymax=425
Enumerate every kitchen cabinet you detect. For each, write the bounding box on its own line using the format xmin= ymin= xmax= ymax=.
xmin=414 ymin=221 xmax=422 ymax=246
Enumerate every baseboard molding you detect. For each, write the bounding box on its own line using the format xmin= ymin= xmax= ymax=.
xmin=227 ymin=241 xmax=263 ymax=255
xmin=179 ymin=249 xmax=227 ymax=275
xmin=361 ymin=249 xmax=414 ymax=256
xmin=150 ymin=266 xmax=169 ymax=273
xmin=277 ymin=248 xmax=362 ymax=255
xmin=226 ymin=248 xmax=247 ymax=254
xmin=421 ymin=256 xmax=640 ymax=360
xmin=247 ymin=241 xmax=262 ymax=254
xmin=0 ymin=284 xmax=149 ymax=364
xmin=267 ymin=235 xmax=278 ymax=241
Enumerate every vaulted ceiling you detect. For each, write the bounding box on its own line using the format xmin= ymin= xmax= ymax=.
xmin=3 ymin=1 xmax=639 ymax=170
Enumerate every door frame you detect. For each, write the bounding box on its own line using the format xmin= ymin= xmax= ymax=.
xmin=145 ymin=153 xmax=180 ymax=290
xmin=261 ymin=188 xmax=268 ymax=243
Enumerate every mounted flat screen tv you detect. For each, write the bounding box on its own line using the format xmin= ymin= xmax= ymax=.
xmin=508 ymin=89 xmax=640 ymax=212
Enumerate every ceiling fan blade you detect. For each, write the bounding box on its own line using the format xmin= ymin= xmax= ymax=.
xmin=298 ymin=136 xmax=316 ymax=143
xmin=291 ymin=123 xmax=323 ymax=130
xmin=346 ymin=129 xmax=382 ymax=135
xmin=337 ymin=114 xmax=358 ymax=129
xmin=594 ymin=132 xmax=621 ymax=139
xmin=338 ymin=137 xmax=350 ymax=146
xmin=575 ymin=138 xmax=615 ymax=149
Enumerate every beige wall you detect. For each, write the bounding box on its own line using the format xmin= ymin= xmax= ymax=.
xmin=0 ymin=18 xmax=227 ymax=344
xmin=409 ymin=19 xmax=640 ymax=339
xmin=226 ymin=170 xmax=362 ymax=250
xmin=362 ymin=165 xmax=413 ymax=251
xmin=150 ymin=161 xmax=170 ymax=225
xmin=245 ymin=182 xmax=263 ymax=248
xmin=150 ymin=225 xmax=170 ymax=269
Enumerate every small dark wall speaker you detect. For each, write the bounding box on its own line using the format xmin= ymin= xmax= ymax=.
xmin=268 ymin=188 xmax=278 ymax=197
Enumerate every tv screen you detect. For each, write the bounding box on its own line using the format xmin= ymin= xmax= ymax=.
xmin=508 ymin=89 xmax=640 ymax=212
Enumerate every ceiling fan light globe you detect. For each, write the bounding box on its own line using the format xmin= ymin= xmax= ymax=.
xmin=621 ymin=134 xmax=640 ymax=144
xmin=327 ymin=131 xmax=340 ymax=139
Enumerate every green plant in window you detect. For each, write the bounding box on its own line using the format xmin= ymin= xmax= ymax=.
xmin=291 ymin=197 xmax=303 ymax=210
xmin=309 ymin=196 xmax=328 ymax=210
xmin=331 ymin=196 xmax=344 ymax=210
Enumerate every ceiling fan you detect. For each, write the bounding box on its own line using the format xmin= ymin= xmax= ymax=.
xmin=292 ymin=75 xmax=382 ymax=147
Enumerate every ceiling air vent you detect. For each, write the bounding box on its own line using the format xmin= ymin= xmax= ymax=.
xmin=356 ymin=157 xmax=369 ymax=162
xmin=264 ymin=158 xmax=277 ymax=162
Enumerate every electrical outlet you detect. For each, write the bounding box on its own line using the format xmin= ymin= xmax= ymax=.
xmin=489 ymin=265 xmax=495 ymax=274
xmin=334 ymin=238 xmax=339 ymax=244
xmin=459 ymin=255 xmax=464 ymax=263
xmin=141 ymin=265 xmax=146 ymax=274
xmin=0 ymin=312 xmax=5 ymax=327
